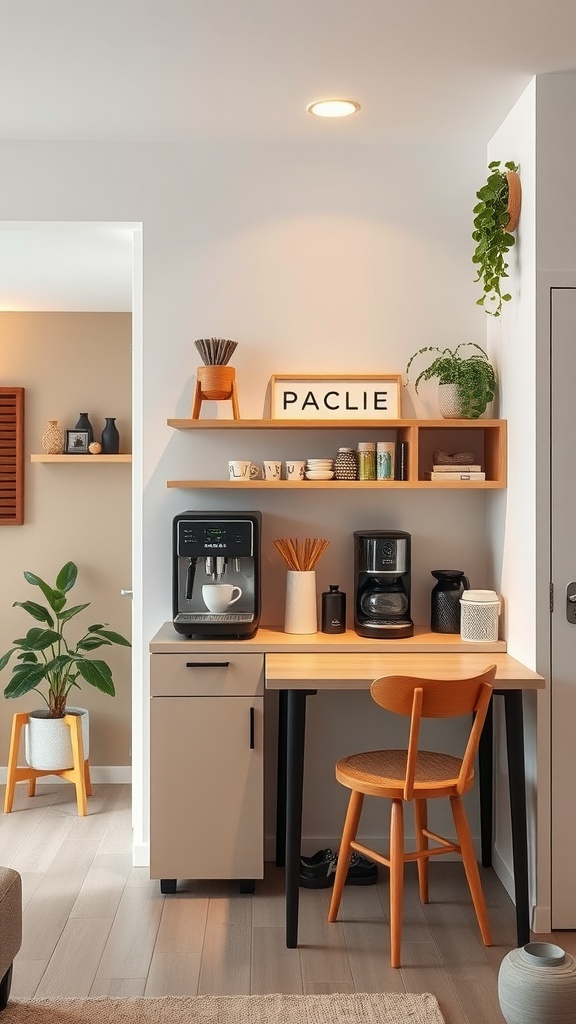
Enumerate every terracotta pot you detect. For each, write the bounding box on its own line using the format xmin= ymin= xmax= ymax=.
xmin=505 ymin=170 xmax=522 ymax=232
xmin=196 ymin=365 xmax=235 ymax=400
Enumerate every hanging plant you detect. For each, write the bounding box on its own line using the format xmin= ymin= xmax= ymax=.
xmin=472 ymin=160 xmax=521 ymax=317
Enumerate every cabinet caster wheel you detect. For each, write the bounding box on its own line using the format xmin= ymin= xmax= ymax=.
xmin=239 ymin=879 xmax=255 ymax=894
xmin=160 ymin=878 xmax=177 ymax=894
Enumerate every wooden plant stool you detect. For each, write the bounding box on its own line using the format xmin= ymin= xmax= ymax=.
xmin=4 ymin=712 xmax=92 ymax=816
xmin=191 ymin=365 xmax=240 ymax=419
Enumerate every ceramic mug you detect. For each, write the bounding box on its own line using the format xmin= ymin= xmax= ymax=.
xmin=228 ymin=460 xmax=260 ymax=481
xmin=202 ymin=584 xmax=243 ymax=613
xmin=285 ymin=460 xmax=306 ymax=481
xmin=263 ymin=460 xmax=282 ymax=480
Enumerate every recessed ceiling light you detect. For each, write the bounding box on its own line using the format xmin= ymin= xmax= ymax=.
xmin=307 ymin=99 xmax=361 ymax=118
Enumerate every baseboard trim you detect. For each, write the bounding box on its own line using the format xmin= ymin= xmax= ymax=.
xmin=0 ymin=766 xmax=131 ymax=784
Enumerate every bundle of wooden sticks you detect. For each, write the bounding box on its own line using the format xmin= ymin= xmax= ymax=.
xmin=274 ymin=537 xmax=330 ymax=571
xmin=194 ymin=337 xmax=238 ymax=366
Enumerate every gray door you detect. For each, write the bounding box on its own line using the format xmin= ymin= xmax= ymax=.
xmin=550 ymin=286 xmax=576 ymax=927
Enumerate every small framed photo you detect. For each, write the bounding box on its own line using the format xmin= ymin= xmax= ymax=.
xmin=65 ymin=429 xmax=90 ymax=454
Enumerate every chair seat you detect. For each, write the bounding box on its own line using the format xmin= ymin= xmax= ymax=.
xmin=336 ymin=748 xmax=473 ymax=798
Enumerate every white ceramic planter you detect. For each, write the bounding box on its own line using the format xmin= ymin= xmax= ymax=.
xmin=438 ymin=383 xmax=463 ymax=418
xmin=25 ymin=707 xmax=89 ymax=770
xmin=498 ymin=943 xmax=576 ymax=1024
xmin=284 ymin=570 xmax=318 ymax=634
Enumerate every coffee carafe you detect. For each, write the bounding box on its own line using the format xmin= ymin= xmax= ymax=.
xmin=172 ymin=511 xmax=261 ymax=639
xmin=353 ymin=530 xmax=414 ymax=639
xmin=430 ymin=569 xmax=470 ymax=634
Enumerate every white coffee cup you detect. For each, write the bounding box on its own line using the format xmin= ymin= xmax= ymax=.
xmin=202 ymin=584 xmax=243 ymax=613
xmin=263 ymin=460 xmax=282 ymax=480
xmin=285 ymin=460 xmax=306 ymax=480
xmin=228 ymin=460 xmax=260 ymax=481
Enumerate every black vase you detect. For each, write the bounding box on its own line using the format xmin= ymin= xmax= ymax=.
xmin=101 ymin=417 xmax=120 ymax=455
xmin=74 ymin=412 xmax=93 ymax=444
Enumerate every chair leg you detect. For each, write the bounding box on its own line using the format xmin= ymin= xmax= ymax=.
xmin=414 ymin=798 xmax=429 ymax=903
xmin=450 ymin=794 xmax=492 ymax=946
xmin=389 ymin=798 xmax=405 ymax=968
xmin=328 ymin=789 xmax=363 ymax=923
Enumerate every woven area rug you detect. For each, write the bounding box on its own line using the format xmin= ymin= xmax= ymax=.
xmin=5 ymin=993 xmax=445 ymax=1024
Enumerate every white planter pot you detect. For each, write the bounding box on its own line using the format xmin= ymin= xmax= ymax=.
xmin=25 ymin=707 xmax=89 ymax=770
xmin=438 ymin=383 xmax=463 ymax=418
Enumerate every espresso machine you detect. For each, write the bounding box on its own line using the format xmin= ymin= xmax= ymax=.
xmin=173 ymin=511 xmax=261 ymax=638
xmin=353 ymin=529 xmax=414 ymax=639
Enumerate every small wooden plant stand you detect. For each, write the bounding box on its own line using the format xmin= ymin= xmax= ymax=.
xmin=191 ymin=365 xmax=240 ymax=419
xmin=4 ymin=711 xmax=93 ymax=816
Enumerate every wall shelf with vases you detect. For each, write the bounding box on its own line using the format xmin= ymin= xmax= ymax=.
xmin=31 ymin=454 xmax=132 ymax=464
xmin=166 ymin=418 xmax=507 ymax=489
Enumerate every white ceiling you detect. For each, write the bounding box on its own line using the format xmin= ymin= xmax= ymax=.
xmin=1 ymin=0 xmax=576 ymax=310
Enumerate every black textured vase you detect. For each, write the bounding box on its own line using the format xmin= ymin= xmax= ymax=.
xmin=101 ymin=417 xmax=120 ymax=455
xmin=74 ymin=412 xmax=94 ymax=444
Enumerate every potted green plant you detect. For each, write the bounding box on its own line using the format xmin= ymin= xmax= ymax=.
xmin=405 ymin=343 xmax=496 ymax=419
xmin=0 ymin=561 xmax=130 ymax=770
xmin=472 ymin=159 xmax=521 ymax=317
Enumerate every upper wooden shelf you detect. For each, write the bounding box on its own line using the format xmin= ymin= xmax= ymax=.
xmin=167 ymin=418 xmax=504 ymax=430
xmin=31 ymin=454 xmax=132 ymax=463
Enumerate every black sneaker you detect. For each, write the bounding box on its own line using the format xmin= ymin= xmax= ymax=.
xmin=299 ymin=848 xmax=378 ymax=888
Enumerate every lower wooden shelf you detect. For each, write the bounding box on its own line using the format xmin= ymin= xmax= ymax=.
xmin=166 ymin=478 xmax=501 ymax=490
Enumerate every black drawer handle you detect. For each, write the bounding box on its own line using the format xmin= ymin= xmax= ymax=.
xmin=249 ymin=706 xmax=255 ymax=749
xmin=185 ymin=661 xmax=230 ymax=668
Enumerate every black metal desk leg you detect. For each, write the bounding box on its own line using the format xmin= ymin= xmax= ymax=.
xmin=285 ymin=690 xmax=310 ymax=949
xmin=504 ymin=690 xmax=531 ymax=947
xmin=479 ymin=696 xmax=494 ymax=867
xmin=275 ymin=690 xmax=288 ymax=867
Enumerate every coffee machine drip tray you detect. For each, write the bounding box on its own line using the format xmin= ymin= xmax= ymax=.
xmin=175 ymin=612 xmax=255 ymax=625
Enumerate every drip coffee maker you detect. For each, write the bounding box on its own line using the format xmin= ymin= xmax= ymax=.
xmin=353 ymin=530 xmax=414 ymax=638
xmin=172 ymin=511 xmax=261 ymax=638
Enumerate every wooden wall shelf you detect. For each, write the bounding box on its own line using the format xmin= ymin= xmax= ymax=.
xmin=31 ymin=454 xmax=132 ymax=464
xmin=167 ymin=418 xmax=507 ymax=489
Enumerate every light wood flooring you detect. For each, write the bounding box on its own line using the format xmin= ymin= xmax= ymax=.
xmin=1 ymin=783 xmax=574 ymax=1024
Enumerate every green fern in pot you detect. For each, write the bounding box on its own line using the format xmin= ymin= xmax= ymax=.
xmin=0 ymin=561 xmax=130 ymax=718
xmin=405 ymin=343 xmax=496 ymax=419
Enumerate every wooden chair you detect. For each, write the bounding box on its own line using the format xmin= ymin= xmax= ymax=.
xmin=328 ymin=666 xmax=496 ymax=967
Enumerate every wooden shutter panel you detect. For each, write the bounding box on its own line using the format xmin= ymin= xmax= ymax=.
xmin=0 ymin=387 xmax=25 ymax=525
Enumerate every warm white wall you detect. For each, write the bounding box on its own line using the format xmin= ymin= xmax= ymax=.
xmin=0 ymin=312 xmax=132 ymax=769
xmin=0 ymin=139 xmax=497 ymax=863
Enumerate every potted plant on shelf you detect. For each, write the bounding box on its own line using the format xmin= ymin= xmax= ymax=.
xmin=405 ymin=343 xmax=496 ymax=419
xmin=472 ymin=159 xmax=521 ymax=317
xmin=0 ymin=561 xmax=130 ymax=770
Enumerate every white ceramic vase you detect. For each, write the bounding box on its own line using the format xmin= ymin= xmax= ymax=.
xmin=284 ymin=570 xmax=317 ymax=634
xmin=25 ymin=707 xmax=89 ymax=770
xmin=498 ymin=942 xmax=576 ymax=1024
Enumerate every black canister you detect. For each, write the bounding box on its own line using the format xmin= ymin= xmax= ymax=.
xmin=430 ymin=569 xmax=470 ymax=633
xmin=321 ymin=584 xmax=346 ymax=634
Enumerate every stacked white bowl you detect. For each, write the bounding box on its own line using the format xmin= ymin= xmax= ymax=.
xmin=305 ymin=458 xmax=334 ymax=480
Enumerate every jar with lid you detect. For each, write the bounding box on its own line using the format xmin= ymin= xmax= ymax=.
xmin=334 ymin=447 xmax=358 ymax=480
xmin=357 ymin=441 xmax=376 ymax=480
xmin=321 ymin=584 xmax=346 ymax=634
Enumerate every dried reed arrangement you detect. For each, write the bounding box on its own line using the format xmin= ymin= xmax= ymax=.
xmin=194 ymin=338 xmax=238 ymax=366
xmin=274 ymin=537 xmax=330 ymax=572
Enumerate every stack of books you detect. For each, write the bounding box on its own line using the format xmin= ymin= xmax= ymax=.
xmin=424 ymin=463 xmax=485 ymax=481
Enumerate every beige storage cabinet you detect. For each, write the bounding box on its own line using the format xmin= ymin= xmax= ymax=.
xmin=150 ymin=652 xmax=264 ymax=894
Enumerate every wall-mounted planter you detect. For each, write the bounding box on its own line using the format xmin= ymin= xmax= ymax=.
xmin=505 ymin=170 xmax=522 ymax=232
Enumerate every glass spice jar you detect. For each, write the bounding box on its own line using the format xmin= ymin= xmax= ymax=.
xmin=357 ymin=441 xmax=376 ymax=480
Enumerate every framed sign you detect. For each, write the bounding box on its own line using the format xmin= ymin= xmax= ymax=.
xmin=270 ymin=374 xmax=402 ymax=420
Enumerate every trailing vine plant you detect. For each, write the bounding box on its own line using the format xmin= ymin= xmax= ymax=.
xmin=472 ymin=160 xmax=519 ymax=317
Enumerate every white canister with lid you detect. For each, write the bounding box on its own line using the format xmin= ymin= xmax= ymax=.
xmin=460 ymin=589 xmax=501 ymax=642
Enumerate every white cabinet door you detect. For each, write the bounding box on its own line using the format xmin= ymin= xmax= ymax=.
xmin=150 ymin=694 xmax=263 ymax=880
xmin=550 ymin=286 xmax=576 ymax=927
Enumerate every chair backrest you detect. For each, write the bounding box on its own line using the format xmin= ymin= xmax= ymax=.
xmin=370 ymin=666 xmax=496 ymax=799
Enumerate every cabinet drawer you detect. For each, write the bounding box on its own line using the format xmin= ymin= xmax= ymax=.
xmin=150 ymin=652 xmax=264 ymax=697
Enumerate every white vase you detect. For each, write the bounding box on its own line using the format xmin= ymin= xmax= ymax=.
xmin=438 ymin=383 xmax=463 ymax=418
xmin=25 ymin=707 xmax=89 ymax=770
xmin=498 ymin=943 xmax=576 ymax=1024
xmin=284 ymin=571 xmax=318 ymax=634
